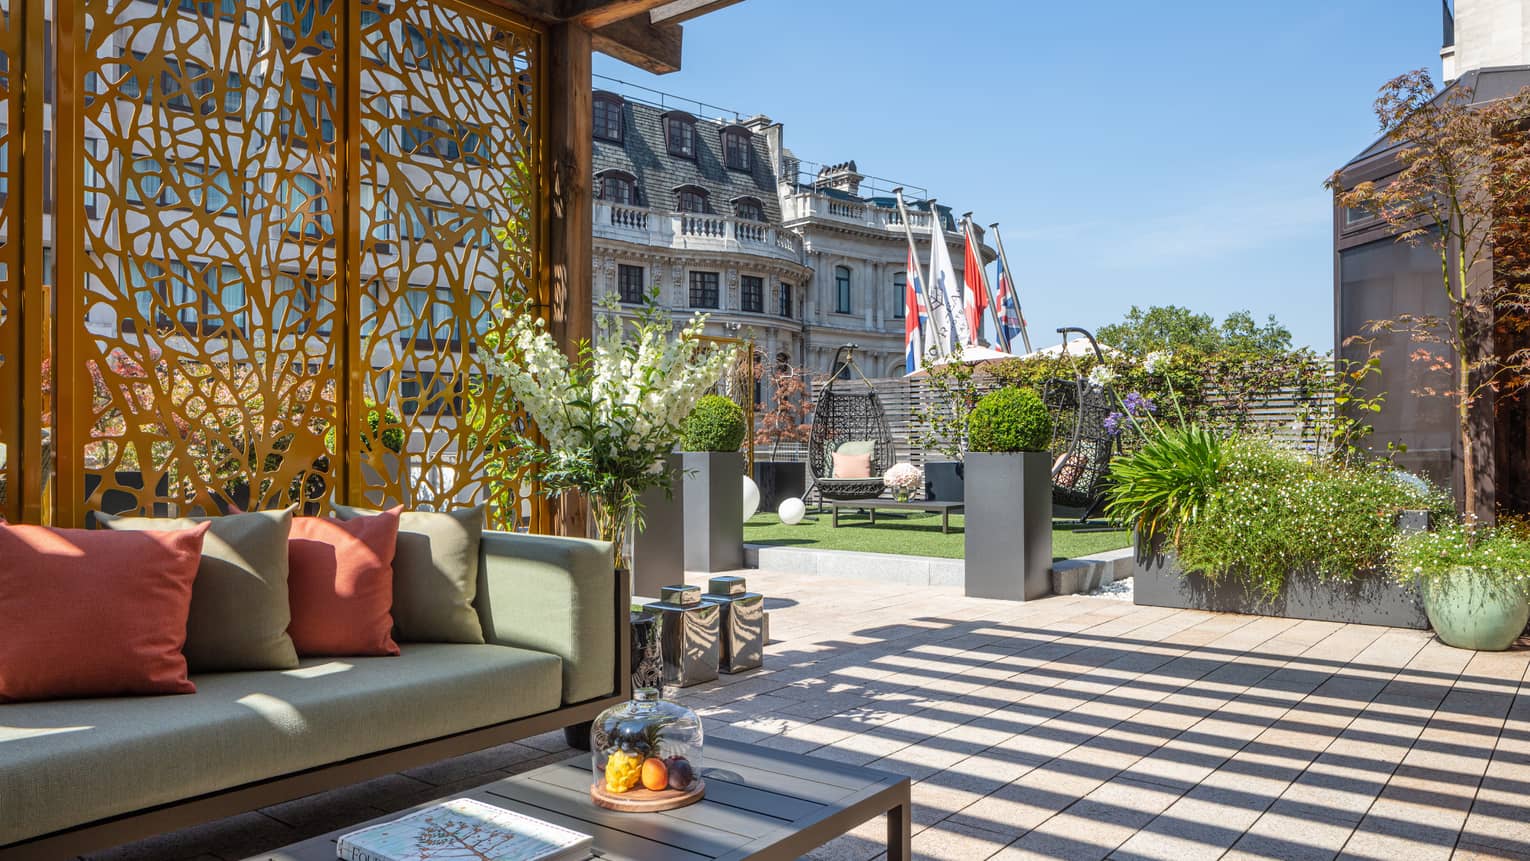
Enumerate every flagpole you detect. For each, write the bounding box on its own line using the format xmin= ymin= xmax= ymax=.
xmin=962 ymin=213 xmax=1009 ymax=353
xmin=988 ymin=222 xmax=1032 ymax=354
xmin=895 ymin=188 xmax=949 ymax=356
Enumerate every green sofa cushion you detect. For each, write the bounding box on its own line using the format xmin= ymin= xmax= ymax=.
xmin=95 ymin=507 xmax=300 ymax=672
xmin=474 ymin=531 xmax=616 ymax=705
xmin=0 ymin=643 xmax=561 ymax=846
xmin=333 ymin=504 xmax=487 ymax=645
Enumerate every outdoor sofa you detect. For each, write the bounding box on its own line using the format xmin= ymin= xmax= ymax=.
xmin=0 ymin=519 xmax=630 ymax=860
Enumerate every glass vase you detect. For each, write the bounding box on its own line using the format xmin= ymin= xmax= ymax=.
xmin=590 ymin=493 xmax=637 ymax=571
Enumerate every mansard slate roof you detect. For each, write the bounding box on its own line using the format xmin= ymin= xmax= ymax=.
xmin=592 ymin=96 xmax=783 ymax=223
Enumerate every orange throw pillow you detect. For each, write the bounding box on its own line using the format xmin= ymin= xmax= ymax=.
xmin=831 ymin=451 xmax=873 ymax=479
xmin=287 ymin=508 xmax=402 ymax=657
xmin=0 ymin=521 xmax=209 ymax=703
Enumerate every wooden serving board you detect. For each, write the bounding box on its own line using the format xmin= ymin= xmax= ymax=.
xmin=590 ymin=778 xmax=706 ymax=812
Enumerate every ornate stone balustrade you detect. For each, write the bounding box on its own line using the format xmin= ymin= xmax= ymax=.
xmin=592 ymin=201 xmax=804 ymax=264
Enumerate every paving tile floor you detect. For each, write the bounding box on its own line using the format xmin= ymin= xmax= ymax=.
xmin=82 ymin=569 xmax=1530 ymax=861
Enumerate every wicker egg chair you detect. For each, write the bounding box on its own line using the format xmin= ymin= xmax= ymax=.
xmin=807 ymin=346 xmax=895 ymax=502
xmin=1045 ymin=327 xmax=1119 ymax=519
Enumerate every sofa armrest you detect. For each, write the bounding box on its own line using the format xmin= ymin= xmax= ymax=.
xmin=474 ymin=531 xmax=624 ymax=705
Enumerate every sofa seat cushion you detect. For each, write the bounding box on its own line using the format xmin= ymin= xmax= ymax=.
xmin=0 ymin=643 xmax=562 ymax=846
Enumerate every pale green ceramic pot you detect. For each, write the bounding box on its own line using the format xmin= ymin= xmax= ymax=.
xmin=1422 ymin=567 xmax=1529 ymax=651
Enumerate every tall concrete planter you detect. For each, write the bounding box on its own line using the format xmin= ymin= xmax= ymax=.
xmin=752 ymin=460 xmax=805 ymax=512
xmin=632 ymin=453 xmax=684 ymax=598
xmin=963 ymin=451 xmax=1052 ymax=601
xmin=924 ymin=461 xmax=964 ymax=502
xmin=1133 ymin=541 xmax=1429 ymax=628
xmin=682 ymin=451 xmax=743 ymax=573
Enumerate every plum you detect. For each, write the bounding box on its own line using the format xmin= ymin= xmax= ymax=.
xmin=665 ymin=755 xmax=695 ymax=790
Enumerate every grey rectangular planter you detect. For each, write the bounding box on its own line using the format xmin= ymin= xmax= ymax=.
xmin=963 ymin=451 xmax=1052 ymax=601
xmin=753 ymin=460 xmax=805 ymax=512
xmin=924 ymin=460 xmax=964 ymax=502
xmin=682 ymin=451 xmax=743 ymax=573
xmin=1133 ymin=542 xmax=1428 ymax=629
xmin=632 ymin=453 xmax=684 ymax=598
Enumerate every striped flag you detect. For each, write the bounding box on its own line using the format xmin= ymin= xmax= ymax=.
xmin=962 ymin=227 xmax=991 ymax=347
xmin=905 ymin=246 xmax=927 ymax=374
xmin=995 ymin=255 xmax=1026 ymax=353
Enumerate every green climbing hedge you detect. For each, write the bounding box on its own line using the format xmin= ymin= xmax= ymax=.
xmin=967 ymin=387 xmax=1051 ymax=452
xmin=681 ymin=395 xmax=747 ymax=452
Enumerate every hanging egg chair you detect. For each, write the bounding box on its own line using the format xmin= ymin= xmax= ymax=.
xmin=1044 ymin=327 xmax=1119 ymax=518
xmin=806 ymin=345 xmax=895 ymax=502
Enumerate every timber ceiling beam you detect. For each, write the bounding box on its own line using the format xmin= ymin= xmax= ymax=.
xmin=648 ymin=0 xmax=742 ymax=25
xmin=483 ymin=0 xmax=689 ymax=74
xmin=590 ymin=15 xmax=683 ymax=74
xmin=562 ymin=0 xmax=676 ymax=28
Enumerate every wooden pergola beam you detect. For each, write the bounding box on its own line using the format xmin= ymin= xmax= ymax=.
xmin=590 ymin=15 xmax=682 ymax=74
xmin=563 ymin=0 xmax=675 ymax=29
xmin=648 ymin=0 xmax=742 ymax=25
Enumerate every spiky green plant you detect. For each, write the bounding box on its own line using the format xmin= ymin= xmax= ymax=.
xmin=1103 ymin=424 xmax=1224 ymax=544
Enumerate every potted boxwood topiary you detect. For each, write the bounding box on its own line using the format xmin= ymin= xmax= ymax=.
xmin=680 ymin=395 xmax=747 ymax=573
xmin=1393 ymin=522 xmax=1530 ymax=650
xmin=963 ymin=387 xmax=1054 ymax=600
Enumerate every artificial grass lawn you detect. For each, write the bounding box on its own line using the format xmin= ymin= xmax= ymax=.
xmin=743 ymin=510 xmax=1131 ymax=562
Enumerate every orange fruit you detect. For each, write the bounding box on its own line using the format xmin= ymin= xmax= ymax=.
xmin=640 ymin=756 xmax=669 ymax=791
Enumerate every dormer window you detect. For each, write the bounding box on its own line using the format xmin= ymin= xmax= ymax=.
xmin=597 ymin=170 xmax=637 ymax=205
xmin=721 ymin=125 xmax=752 ymax=171
xmin=593 ymin=92 xmax=623 ymax=142
xmin=664 ymin=111 xmax=696 ymax=159
xmin=734 ymin=196 xmax=764 ymax=222
xmin=676 ymin=185 xmax=709 ymax=213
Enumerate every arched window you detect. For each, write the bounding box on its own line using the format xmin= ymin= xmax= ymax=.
xmin=734 ymin=196 xmax=764 ymax=222
xmin=592 ymin=92 xmax=623 ymax=142
xmin=721 ymin=125 xmax=752 ymax=171
xmin=892 ymin=271 xmax=906 ymax=319
xmin=834 ymin=266 xmax=852 ymax=314
xmin=596 ymin=171 xmax=637 ymax=205
xmin=676 ymin=185 xmax=709 ymax=213
xmin=663 ymin=110 xmax=696 ymax=158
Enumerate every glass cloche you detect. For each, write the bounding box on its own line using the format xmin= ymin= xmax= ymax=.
xmin=591 ymin=688 xmax=704 ymax=806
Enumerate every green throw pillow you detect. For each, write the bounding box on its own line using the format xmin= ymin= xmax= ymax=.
xmin=97 ymin=507 xmax=300 ymax=672
xmin=333 ymin=504 xmax=487 ymax=644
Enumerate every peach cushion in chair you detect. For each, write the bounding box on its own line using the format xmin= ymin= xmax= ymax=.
xmin=287 ymin=507 xmax=402 ymax=657
xmin=831 ymin=451 xmax=873 ymax=479
xmin=0 ymin=521 xmax=209 ymax=702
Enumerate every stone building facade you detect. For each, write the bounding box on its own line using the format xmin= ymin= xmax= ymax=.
xmin=591 ymin=90 xmax=989 ymax=391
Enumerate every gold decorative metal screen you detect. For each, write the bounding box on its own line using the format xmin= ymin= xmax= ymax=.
xmin=0 ymin=0 xmax=20 ymax=522
xmin=27 ymin=0 xmax=548 ymax=528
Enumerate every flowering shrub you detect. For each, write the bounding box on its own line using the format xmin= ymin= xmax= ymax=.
xmin=1173 ymin=438 xmax=1446 ymax=597
xmin=1390 ymin=522 xmax=1530 ymax=594
xmin=883 ymin=463 xmax=923 ymax=495
xmin=479 ymin=294 xmax=735 ymax=563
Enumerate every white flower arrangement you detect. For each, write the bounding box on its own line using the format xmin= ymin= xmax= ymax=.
xmin=1143 ymin=351 xmax=1171 ymax=374
xmin=883 ymin=463 xmax=924 ymax=494
xmin=478 ymin=293 xmax=736 ymax=564
xmin=1087 ymin=365 xmax=1118 ymax=387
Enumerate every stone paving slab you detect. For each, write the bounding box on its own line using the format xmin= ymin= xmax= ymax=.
xmin=80 ymin=569 xmax=1530 ymax=861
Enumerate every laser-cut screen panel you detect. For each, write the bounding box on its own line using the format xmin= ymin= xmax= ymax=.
xmin=46 ymin=0 xmax=544 ymax=526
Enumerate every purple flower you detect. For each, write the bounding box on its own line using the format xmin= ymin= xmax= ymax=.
xmin=1121 ymin=392 xmax=1157 ymax=416
xmin=1104 ymin=412 xmax=1123 ymax=437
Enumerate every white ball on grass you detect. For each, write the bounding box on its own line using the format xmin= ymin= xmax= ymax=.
xmin=742 ymin=476 xmax=761 ymax=522
xmin=778 ymin=497 xmax=806 ymax=526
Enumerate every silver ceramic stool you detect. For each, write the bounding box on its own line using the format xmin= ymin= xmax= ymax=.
xmin=701 ymin=575 xmax=765 ymax=674
xmin=645 ymin=584 xmax=720 ymax=687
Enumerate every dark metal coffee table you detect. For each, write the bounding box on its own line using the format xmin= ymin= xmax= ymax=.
xmin=829 ymin=498 xmax=965 ymax=534
xmin=249 ymin=738 xmax=911 ymax=861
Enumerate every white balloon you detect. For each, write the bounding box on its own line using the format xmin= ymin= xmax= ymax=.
xmin=778 ymin=497 xmax=806 ymax=526
xmin=742 ymin=476 xmax=761 ymax=522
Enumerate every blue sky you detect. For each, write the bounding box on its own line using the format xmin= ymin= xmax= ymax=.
xmin=593 ymin=0 xmax=1446 ymax=350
